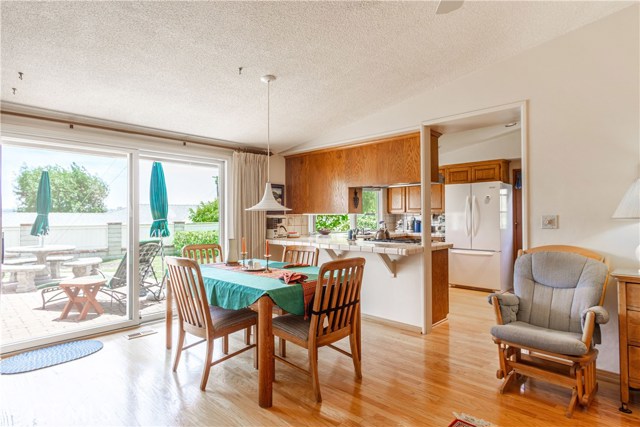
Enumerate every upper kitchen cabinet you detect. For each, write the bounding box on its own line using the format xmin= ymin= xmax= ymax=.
xmin=443 ymin=159 xmax=510 ymax=184
xmin=387 ymin=185 xmax=421 ymax=214
xmin=286 ymin=131 xmax=440 ymax=214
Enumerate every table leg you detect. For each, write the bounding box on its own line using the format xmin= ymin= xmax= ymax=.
xmin=78 ymin=284 xmax=104 ymax=320
xmin=257 ymin=295 xmax=274 ymax=408
xmin=59 ymin=287 xmax=82 ymax=320
xmin=166 ymin=278 xmax=172 ymax=349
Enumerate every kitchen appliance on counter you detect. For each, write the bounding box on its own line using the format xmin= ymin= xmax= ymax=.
xmin=445 ymin=181 xmax=513 ymax=291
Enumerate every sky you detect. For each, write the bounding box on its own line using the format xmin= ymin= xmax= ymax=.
xmin=1 ymin=144 xmax=219 ymax=211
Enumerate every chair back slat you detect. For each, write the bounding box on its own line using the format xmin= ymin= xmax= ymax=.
xmin=182 ymin=244 xmax=223 ymax=264
xmin=166 ymin=256 xmax=212 ymax=337
xmin=310 ymin=258 xmax=365 ymax=340
xmin=282 ymin=246 xmax=319 ymax=266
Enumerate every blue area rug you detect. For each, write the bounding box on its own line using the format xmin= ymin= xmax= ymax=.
xmin=0 ymin=340 xmax=103 ymax=374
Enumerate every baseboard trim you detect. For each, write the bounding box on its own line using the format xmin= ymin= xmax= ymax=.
xmin=597 ymin=369 xmax=620 ymax=385
xmin=361 ymin=314 xmax=422 ymax=333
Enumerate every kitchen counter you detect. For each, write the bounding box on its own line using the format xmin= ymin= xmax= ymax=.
xmin=267 ymin=236 xmax=452 ymax=256
xmin=269 ymin=234 xmax=451 ymax=331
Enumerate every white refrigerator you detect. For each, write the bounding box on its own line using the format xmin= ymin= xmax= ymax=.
xmin=445 ymin=181 xmax=513 ymax=291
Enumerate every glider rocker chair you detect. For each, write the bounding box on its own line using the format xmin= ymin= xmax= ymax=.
xmin=488 ymin=245 xmax=610 ymax=417
xmin=272 ymin=257 xmax=366 ymax=402
xmin=166 ymin=256 xmax=257 ymax=391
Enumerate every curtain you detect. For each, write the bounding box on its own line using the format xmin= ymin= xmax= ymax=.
xmin=232 ymin=152 xmax=267 ymax=259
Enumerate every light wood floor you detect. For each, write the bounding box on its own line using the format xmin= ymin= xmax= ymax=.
xmin=1 ymin=288 xmax=639 ymax=426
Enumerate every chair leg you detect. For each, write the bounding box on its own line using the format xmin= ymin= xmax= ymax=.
xmin=308 ymin=346 xmax=322 ymax=402
xmin=566 ymin=388 xmax=578 ymax=418
xmin=279 ymin=338 xmax=287 ymax=357
xmin=173 ymin=328 xmax=186 ymax=372
xmin=200 ymin=338 xmax=215 ymax=391
xmin=499 ymin=370 xmax=518 ymax=394
xmin=245 ymin=326 xmax=251 ymax=345
xmin=222 ymin=335 xmax=229 ymax=355
xmin=349 ymin=331 xmax=362 ymax=379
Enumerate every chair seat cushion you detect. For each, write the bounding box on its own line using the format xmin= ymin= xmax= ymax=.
xmin=209 ymin=306 xmax=256 ymax=331
xmin=272 ymin=314 xmax=311 ymax=341
xmin=491 ymin=321 xmax=587 ymax=356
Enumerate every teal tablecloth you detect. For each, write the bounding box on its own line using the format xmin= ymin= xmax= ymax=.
xmin=200 ymin=260 xmax=319 ymax=316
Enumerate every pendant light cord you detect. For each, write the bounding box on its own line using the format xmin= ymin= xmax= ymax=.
xmin=266 ymin=78 xmax=271 ymax=183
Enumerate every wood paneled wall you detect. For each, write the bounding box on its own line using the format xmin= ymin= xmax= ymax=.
xmin=286 ymin=132 xmax=439 ymax=214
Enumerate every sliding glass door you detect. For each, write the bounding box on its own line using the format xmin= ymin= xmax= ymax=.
xmin=137 ymin=155 xmax=224 ymax=321
xmin=0 ymin=138 xmax=138 ymax=354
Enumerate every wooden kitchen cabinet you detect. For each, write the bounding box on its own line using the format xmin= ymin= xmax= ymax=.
xmin=443 ymin=159 xmax=510 ymax=184
xmin=387 ymin=185 xmax=421 ymax=214
xmin=285 ymin=130 xmax=442 ymax=214
xmin=430 ymin=183 xmax=444 ymax=214
xmin=387 ymin=187 xmax=406 ymax=214
xmin=406 ymin=185 xmax=421 ymax=212
xmin=613 ymin=269 xmax=640 ymax=414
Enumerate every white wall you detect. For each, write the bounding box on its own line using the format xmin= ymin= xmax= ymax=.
xmin=293 ymin=7 xmax=640 ymax=373
xmin=439 ymin=130 xmax=521 ymax=166
xmin=269 ymin=154 xmax=286 ymax=185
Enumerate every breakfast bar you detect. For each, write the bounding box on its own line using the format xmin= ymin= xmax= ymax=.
xmin=268 ymin=235 xmax=452 ymax=331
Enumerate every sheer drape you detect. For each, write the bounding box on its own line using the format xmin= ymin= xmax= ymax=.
xmin=232 ymin=152 xmax=267 ymax=259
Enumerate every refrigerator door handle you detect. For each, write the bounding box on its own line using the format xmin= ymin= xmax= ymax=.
xmin=472 ymin=195 xmax=480 ymax=237
xmin=464 ymin=195 xmax=471 ymax=237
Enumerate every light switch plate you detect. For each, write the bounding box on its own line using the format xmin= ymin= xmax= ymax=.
xmin=541 ymin=215 xmax=559 ymax=229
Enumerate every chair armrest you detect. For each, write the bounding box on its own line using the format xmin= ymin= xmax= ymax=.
xmin=581 ymin=305 xmax=609 ymax=325
xmin=487 ymin=293 xmax=519 ymax=325
xmin=581 ymin=306 xmax=609 ymax=347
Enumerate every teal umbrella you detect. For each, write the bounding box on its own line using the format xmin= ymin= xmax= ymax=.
xmin=149 ymin=162 xmax=170 ymax=238
xmin=30 ymin=171 xmax=51 ymax=238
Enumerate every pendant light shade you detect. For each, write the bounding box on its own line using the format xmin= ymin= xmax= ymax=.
xmin=246 ymin=182 xmax=291 ymax=211
xmin=246 ymin=75 xmax=291 ymax=212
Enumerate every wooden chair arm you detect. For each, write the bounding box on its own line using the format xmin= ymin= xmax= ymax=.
xmin=491 ymin=295 xmax=504 ymax=325
xmin=581 ymin=310 xmax=596 ymax=349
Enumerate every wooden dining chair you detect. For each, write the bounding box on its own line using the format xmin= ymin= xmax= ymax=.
xmin=166 ymin=256 xmax=257 ymax=391
xmin=277 ymin=246 xmax=320 ymax=357
xmin=272 ymin=257 xmax=366 ymax=402
xmin=182 ymin=243 xmax=223 ymax=264
xmin=182 ymin=243 xmax=249 ymax=351
xmin=282 ymin=245 xmax=319 ymax=266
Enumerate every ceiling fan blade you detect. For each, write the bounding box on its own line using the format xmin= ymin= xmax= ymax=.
xmin=436 ymin=0 xmax=464 ymax=15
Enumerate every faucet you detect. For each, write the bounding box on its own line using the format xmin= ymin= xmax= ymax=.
xmin=278 ymin=224 xmax=288 ymax=236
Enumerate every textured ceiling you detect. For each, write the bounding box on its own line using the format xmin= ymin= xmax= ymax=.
xmin=0 ymin=1 xmax=632 ymax=152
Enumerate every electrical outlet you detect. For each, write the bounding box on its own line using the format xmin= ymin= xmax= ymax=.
xmin=541 ymin=215 xmax=559 ymax=229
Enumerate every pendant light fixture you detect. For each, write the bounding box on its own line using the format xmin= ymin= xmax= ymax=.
xmin=246 ymin=75 xmax=291 ymax=212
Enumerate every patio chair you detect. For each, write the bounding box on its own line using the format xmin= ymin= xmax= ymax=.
xmin=39 ymin=241 xmax=163 ymax=311
xmin=99 ymin=241 xmax=164 ymax=309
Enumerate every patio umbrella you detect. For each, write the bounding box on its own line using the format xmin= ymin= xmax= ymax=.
xmin=149 ymin=162 xmax=170 ymax=238
xmin=30 ymin=171 xmax=51 ymax=243
xmin=149 ymin=162 xmax=169 ymax=299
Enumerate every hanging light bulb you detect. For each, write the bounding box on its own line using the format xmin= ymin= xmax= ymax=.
xmin=246 ymin=75 xmax=291 ymax=212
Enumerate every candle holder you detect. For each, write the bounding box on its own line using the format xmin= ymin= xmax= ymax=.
xmin=241 ymin=252 xmax=248 ymax=269
xmin=264 ymin=254 xmax=272 ymax=272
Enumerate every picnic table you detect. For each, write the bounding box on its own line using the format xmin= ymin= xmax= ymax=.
xmin=5 ymin=245 xmax=76 ymax=281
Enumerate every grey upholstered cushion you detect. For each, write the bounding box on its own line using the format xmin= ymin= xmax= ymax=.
xmin=487 ymin=293 xmax=520 ymax=324
xmin=272 ymin=314 xmax=311 ymax=341
xmin=491 ymin=321 xmax=588 ymax=356
xmin=514 ymin=252 xmax=608 ymax=334
xmin=209 ymin=306 xmax=256 ymax=331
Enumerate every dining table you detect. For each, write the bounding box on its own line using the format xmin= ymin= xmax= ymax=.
xmin=4 ymin=244 xmax=76 ymax=281
xmin=165 ymin=259 xmax=319 ymax=408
